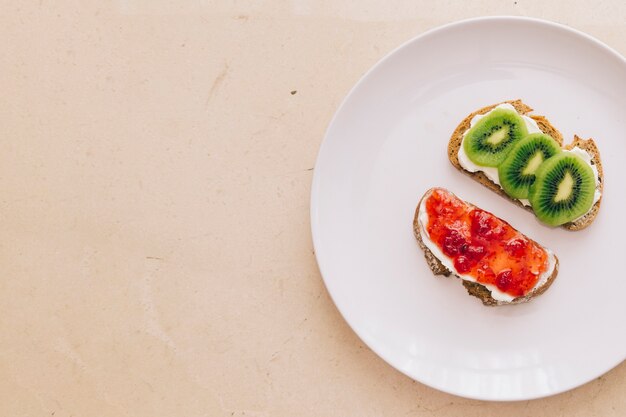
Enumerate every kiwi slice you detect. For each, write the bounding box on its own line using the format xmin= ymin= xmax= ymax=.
xmin=529 ymin=152 xmax=596 ymax=226
xmin=498 ymin=133 xmax=561 ymax=199
xmin=463 ymin=108 xmax=529 ymax=166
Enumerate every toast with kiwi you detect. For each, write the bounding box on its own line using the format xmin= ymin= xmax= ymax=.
xmin=414 ymin=188 xmax=559 ymax=306
xmin=448 ymin=100 xmax=603 ymax=230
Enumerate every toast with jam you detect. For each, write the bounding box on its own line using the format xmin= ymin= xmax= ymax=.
xmin=413 ymin=188 xmax=559 ymax=306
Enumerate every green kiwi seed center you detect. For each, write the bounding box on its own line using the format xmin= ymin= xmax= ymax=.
xmin=554 ymin=172 xmax=574 ymax=202
xmin=486 ymin=126 xmax=510 ymax=145
xmin=522 ymin=152 xmax=544 ymax=176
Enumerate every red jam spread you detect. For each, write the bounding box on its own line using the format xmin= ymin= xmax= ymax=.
xmin=424 ymin=188 xmax=549 ymax=298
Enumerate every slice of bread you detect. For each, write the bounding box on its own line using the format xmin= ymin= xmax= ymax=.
xmin=413 ymin=188 xmax=559 ymax=306
xmin=448 ymin=100 xmax=603 ymax=230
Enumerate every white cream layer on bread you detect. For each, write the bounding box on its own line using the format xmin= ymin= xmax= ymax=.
xmin=457 ymin=103 xmax=601 ymax=211
xmin=417 ymin=190 xmax=557 ymax=303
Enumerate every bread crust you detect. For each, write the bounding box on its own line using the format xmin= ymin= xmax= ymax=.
xmin=413 ymin=188 xmax=559 ymax=306
xmin=447 ymin=100 xmax=603 ymax=230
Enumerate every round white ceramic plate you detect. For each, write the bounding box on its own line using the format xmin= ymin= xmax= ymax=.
xmin=311 ymin=17 xmax=626 ymax=401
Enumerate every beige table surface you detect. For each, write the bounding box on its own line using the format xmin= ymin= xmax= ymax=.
xmin=1 ymin=1 xmax=624 ymax=416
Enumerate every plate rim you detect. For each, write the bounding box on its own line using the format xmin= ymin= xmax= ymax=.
xmin=310 ymin=15 xmax=626 ymax=401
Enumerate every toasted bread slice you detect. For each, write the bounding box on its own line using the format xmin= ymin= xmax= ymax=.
xmin=448 ymin=100 xmax=603 ymax=230
xmin=413 ymin=188 xmax=559 ymax=306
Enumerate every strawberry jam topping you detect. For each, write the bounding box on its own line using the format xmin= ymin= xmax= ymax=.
xmin=424 ymin=188 xmax=549 ymax=298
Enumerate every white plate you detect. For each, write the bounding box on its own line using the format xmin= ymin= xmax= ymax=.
xmin=311 ymin=17 xmax=626 ymax=401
